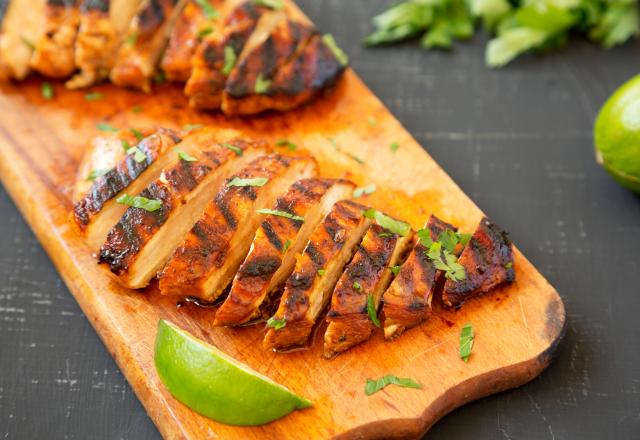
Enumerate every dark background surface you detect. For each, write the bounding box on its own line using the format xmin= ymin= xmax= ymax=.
xmin=1 ymin=1 xmax=640 ymax=438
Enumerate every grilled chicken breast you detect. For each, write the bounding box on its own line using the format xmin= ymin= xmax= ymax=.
xmin=159 ymin=154 xmax=317 ymax=301
xmin=220 ymin=17 xmax=315 ymax=115
xmin=72 ymin=128 xmax=181 ymax=253
xmin=160 ymin=0 xmax=222 ymax=82
xmin=442 ymin=217 xmax=515 ymax=307
xmin=0 ymin=0 xmax=46 ymax=80
xmin=99 ymin=130 xmax=265 ymax=289
xmin=238 ymin=33 xmax=347 ymax=114
xmin=110 ymin=0 xmax=186 ymax=92
xmin=72 ymin=128 xmax=154 ymax=203
xmin=214 ymin=178 xmax=355 ymax=327
xmin=382 ymin=215 xmax=456 ymax=340
xmin=185 ymin=1 xmax=266 ymax=109
xmin=324 ymin=222 xmax=413 ymax=358
xmin=263 ymin=200 xmax=372 ymax=351
xmin=66 ymin=0 xmax=142 ymax=89
xmin=30 ymin=0 xmax=80 ymax=78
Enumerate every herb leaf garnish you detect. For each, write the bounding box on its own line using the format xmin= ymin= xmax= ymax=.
xmin=97 ymin=122 xmax=118 ymax=132
xmin=365 ymin=375 xmax=422 ymax=396
xmin=127 ymin=146 xmax=146 ymax=163
xmin=116 ymin=194 xmax=162 ymax=212
xmin=317 ymin=269 xmax=326 ymax=276
xmin=84 ymin=92 xmax=103 ymax=101
xmin=426 ymin=241 xmax=466 ymax=281
xmin=368 ymin=116 xmax=377 ymax=127
xmin=390 ymin=142 xmax=399 ymax=152
xmin=86 ymin=168 xmax=110 ymax=181
xmin=195 ymin=0 xmax=218 ymax=19
xmin=130 ymin=128 xmax=144 ymax=141
xmin=267 ymin=316 xmax=286 ymax=330
xmin=176 ymin=148 xmax=197 ymax=162
xmin=353 ymin=184 xmax=376 ymax=198
xmin=460 ymin=323 xmax=474 ymax=362
xmin=282 ymin=239 xmax=292 ymax=253
xmin=257 ymin=209 xmax=304 ymax=221
xmin=197 ymin=27 xmax=214 ymax=38
xmin=183 ymin=123 xmax=203 ymax=132
xmin=353 ymin=281 xmax=362 ymax=291
xmin=253 ymin=0 xmax=283 ymax=10
xmin=221 ymin=142 xmax=243 ymax=156
xmin=390 ymin=265 xmax=401 ymax=276
xmin=276 ymin=139 xmax=297 ymax=151
xmin=366 ymin=294 xmax=380 ymax=327
xmin=254 ymin=73 xmax=271 ymax=94
xmin=227 ymin=177 xmax=269 ymax=187
xmin=322 ymin=34 xmax=349 ymax=66
xmin=222 ymin=46 xmax=236 ymax=75
xmin=363 ymin=208 xmax=411 ymax=237
xmin=41 ymin=82 xmax=54 ymax=100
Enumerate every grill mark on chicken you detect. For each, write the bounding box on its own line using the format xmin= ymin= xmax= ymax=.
xmin=221 ymin=18 xmax=315 ymax=114
xmin=442 ymin=217 xmax=515 ymax=307
xmin=324 ymin=220 xmax=413 ymax=358
xmin=263 ymin=200 xmax=371 ymax=351
xmin=72 ymin=128 xmax=180 ymax=231
xmin=185 ymin=1 xmax=265 ymax=109
xmin=214 ymin=178 xmax=354 ymax=327
xmin=159 ymin=154 xmax=316 ymax=299
xmin=382 ymin=215 xmax=456 ymax=340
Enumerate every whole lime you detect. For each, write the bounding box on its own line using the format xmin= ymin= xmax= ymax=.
xmin=594 ymin=74 xmax=640 ymax=193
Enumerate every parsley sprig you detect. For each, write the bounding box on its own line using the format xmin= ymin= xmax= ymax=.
xmin=417 ymin=228 xmax=469 ymax=282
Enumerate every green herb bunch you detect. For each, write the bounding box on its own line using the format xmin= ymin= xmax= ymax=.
xmin=364 ymin=0 xmax=639 ymax=67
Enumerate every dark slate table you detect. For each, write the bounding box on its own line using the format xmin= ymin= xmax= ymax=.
xmin=2 ymin=1 xmax=639 ymax=438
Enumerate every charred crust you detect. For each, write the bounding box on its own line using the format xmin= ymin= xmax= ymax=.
xmin=305 ymin=242 xmax=325 ymax=267
xmin=260 ymin=220 xmax=283 ymax=251
xmin=215 ymin=192 xmax=237 ymax=229
xmin=237 ymin=255 xmax=281 ymax=279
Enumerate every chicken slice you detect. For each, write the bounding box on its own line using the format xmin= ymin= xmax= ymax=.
xmin=184 ymin=1 xmax=268 ymax=110
xmin=72 ymin=128 xmax=181 ymax=253
xmin=0 ymin=0 xmax=46 ymax=80
xmin=160 ymin=0 xmax=223 ymax=82
xmin=324 ymin=222 xmax=414 ymax=358
xmin=382 ymin=215 xmax=457 ymax=340
xmin=220 ymin=17 xmax=315 ymax=115
xmin=263 ymin=200 xmax=372 ymax=352
xmin=159 ymin=154 xmax=317 ymax=301
xmin=214 ymin=178 xmax=355 ymax=327
xmin=29 ymin=0 xmax=80 ymax=78
xmin=66 ymin=0 xmax=142 ymax=89
xmin=442 ymin=217 xmax=515 ymax=307
xmin=110 ymin=0 xmax=186 ymax=92
xmin=233 ymin=32 xmax=347 ymax=114
xmin=99 ymin=130 xmax=265 ymax=289
xmin=72 ymin=128 xmax=155 ymax=203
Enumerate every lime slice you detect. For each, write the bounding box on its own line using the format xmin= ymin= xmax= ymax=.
xmin=154 ymin=319 xmax=312 ymax=426
xmin=594 ymin=74 xmax=640 ymax=193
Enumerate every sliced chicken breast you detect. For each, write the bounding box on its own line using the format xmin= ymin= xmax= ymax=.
xmin=184 ymin=1 xmax=267 ymax=109
xmin=72 ymin=128 xmax=155 ymax=203
xmin=159 ymin=154 xmax=317 ymax=301
xmin=214 ymin=178 xmax=355 ymax=327
xmin=231 ymin=32 xmax=347 ymax=114
xmin=66 ymin=0 xmax=142 ymax=89
xmin=99 ymin=130 xmax=265 ymax=289
xmin=220 ymin=17 xmax=315 ymax=115
xmin=110 ymin=0 xmax=186 ymax=92
xmin=442 ymin=217 xmax=515 ymax=307
xmin=160 ymin=0 xmax=222 ymax=82
xmin=72 ymin=128 xmax=181 ymax=253
xmin=30 ymin=0 xmax=80 ymax=78
xmin=382 ymin=215 xmax=456 ymax=340
xmin=324 ymin=222 xmax=413 ymax=358
xmin=263 ymin=200 xmax=372 ymax=351
xmin=0 ymin=0 xmax=46 ymax=80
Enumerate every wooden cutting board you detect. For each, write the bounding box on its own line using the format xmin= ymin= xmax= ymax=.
xmin=0 ymin=17 xmax=565 ymax=440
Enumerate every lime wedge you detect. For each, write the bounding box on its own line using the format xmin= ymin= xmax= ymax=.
xmin=154 ymin=319 xmax=312 ymax=426
xmin=595 ymin=74 xmax=640 ymax=193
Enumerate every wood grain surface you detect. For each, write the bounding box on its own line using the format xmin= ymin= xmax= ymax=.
xmin=0 ymin=65 xmax=565 ymax=438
